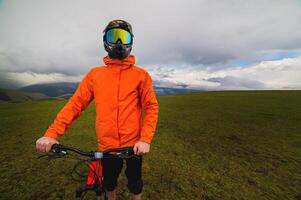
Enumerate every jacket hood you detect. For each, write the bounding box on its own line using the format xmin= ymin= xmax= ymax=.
xmin=103 ymin=54 xmax=135 ymax=70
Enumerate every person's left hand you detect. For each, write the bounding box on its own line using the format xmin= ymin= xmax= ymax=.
xmin=133 ymin=141 xmax=150 ymax=155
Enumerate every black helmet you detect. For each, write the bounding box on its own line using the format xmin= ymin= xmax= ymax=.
xmin=103 ymin=19 xmax=134 ymax=59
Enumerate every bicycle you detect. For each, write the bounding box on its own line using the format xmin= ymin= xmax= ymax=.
xmin=38 ymin=144 xmax=137 ymax=200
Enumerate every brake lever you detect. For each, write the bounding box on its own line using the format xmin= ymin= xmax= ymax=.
xmin=38 ymin=149 xmax=68 ymax=159
xmin=48 ymin=150 xmax=67 ymax=158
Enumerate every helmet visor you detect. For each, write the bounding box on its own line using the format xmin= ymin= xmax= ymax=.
xmin=106 ymin=28 xmax=132 ymax=45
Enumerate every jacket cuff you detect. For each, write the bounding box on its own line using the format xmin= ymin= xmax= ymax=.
xmin=44 ymin=129 xmax=59 ymax=140
xmin=139 ymin=135 xmax=152 ymax=144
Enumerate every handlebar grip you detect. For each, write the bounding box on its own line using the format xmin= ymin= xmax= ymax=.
xmin=103 ymin=147 xmax=134 ymax=154
xmin=51 ymin=143 xmax=62 ymax=151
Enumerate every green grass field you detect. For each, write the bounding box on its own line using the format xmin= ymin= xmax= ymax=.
xmin=0 ymin=91 xmax=301 ymax=200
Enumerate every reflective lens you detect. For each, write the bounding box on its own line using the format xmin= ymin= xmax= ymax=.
xmin=106 ymin=28 xmax=132 ymax=45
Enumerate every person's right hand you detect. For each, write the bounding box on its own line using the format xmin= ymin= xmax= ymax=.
xmin=36 ymin=136 xmax=59 ymax=153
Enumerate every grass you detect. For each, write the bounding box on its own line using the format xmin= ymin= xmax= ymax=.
xmin=0 ymin=91 xmax=301 ymax=200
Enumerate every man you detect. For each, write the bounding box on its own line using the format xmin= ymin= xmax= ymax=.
xmin=36 ymin=19 xmax=159 ymax=200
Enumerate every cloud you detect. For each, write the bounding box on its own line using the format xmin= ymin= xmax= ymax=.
xmin=0 ymin=71 xmax=82 ymax=89
xmin=148 ymin=57 xmax=301 ymax=90
xmin=0 ymin=0 xmax=301 ymax=89
xmin=207 ymin=76 xmax=264 ymax=89
xmin=1 ymin=56 xmax=300 ymax=90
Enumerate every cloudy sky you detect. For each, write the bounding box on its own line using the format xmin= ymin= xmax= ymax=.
xmin=1 ymin=0 xmax=301 ymax=90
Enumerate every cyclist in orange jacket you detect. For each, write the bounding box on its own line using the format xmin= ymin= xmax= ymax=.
xmin=36 ymin=19 xmax=159 ymax=200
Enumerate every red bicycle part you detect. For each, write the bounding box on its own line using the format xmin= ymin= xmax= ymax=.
xmin=86 ymin=160 xmax=103 ymax=185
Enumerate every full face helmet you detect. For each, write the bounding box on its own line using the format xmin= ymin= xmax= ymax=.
xmin=103 ymin=19 xmax=134 ymax=59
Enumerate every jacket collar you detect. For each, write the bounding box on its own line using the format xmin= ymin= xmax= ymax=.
xmin=103 ymin=54 xmax=135 ymax=70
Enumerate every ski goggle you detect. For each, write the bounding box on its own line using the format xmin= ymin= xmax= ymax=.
xmin=105 ymin=28 xmax=132 ymax=45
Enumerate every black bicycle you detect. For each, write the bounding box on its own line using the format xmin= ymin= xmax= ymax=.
xmin=38 ymin=144 xmax=137 ymax=200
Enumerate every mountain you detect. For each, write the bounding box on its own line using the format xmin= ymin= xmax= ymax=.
xmin=0 ymin=88 xmax=49 ymax=102
xmin=19 ymin=82 xmax=79 ymax=97
xmin=154 ymin=86 xmax=202 ymax=96
xmin=18 ymin=82 xmax=204 ymax=98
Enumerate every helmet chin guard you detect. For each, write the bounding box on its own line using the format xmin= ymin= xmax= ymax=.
xmin=104 ymin=40 xmax=132 ymax=59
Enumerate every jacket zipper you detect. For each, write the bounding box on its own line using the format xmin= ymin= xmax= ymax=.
xmin=116 ymin=68 xmax=121 ymax=146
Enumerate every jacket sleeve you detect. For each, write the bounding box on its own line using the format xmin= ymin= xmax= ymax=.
xmin=139 ymin=71 xmax=159 ymax=144
xmin=44 ymin=69 xmax=94 ymax=140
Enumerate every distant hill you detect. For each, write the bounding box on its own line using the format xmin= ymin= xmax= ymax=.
xmin=0 ymin=88 xmax=49 ymax=102
xmin=18 ymin=82 xmax=203 ymax=97
xmin=55 ymin=93 xmax=74 ymax=100
xmin=19 ymin=82 xmax=79 ymax=97
xmin=154 ymin=86 xmax=202 ymax=96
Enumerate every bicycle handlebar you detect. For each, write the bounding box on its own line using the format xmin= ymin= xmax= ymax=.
xmin=50 ymin=144 xmax=135 ymax=160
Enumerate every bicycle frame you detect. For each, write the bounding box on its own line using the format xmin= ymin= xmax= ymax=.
xmin=76 ymin=160 xmax=104 ymax=199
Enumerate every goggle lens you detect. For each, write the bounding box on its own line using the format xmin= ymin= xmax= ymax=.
xmin=106 ymin=28 xmax=132 ymax=45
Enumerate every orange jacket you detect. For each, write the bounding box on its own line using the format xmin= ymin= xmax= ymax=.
xmin=44 ymin=55 xmax=159 ymax=151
